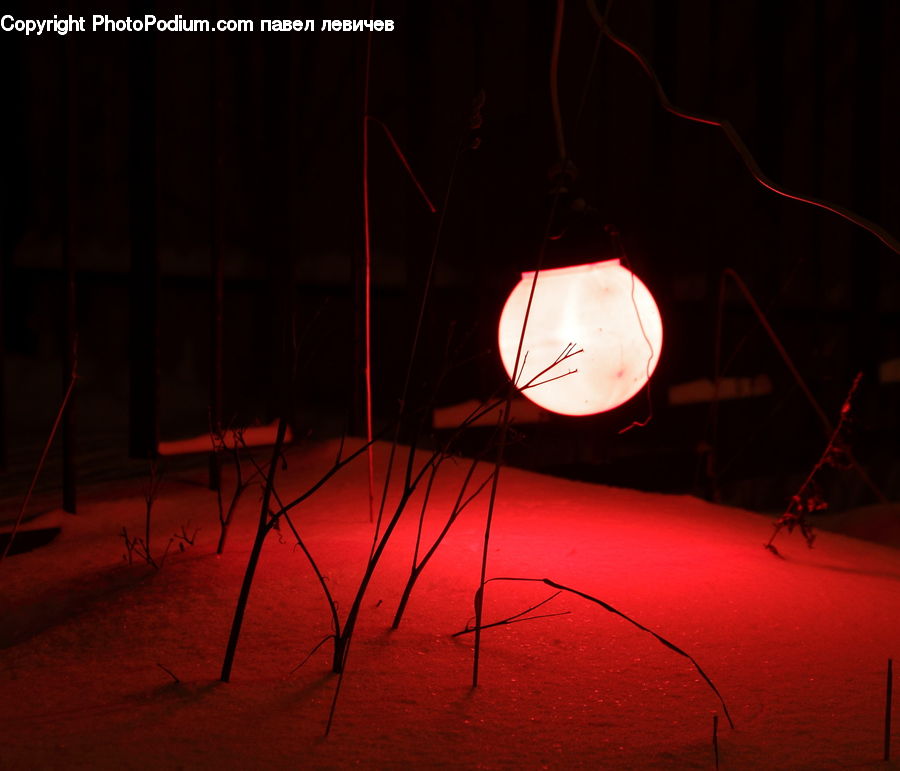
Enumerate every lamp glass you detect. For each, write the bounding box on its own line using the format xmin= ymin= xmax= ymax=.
xmin=497 ymin=259 xmax=663 ymax=416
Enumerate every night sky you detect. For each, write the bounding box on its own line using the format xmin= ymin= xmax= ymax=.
xmin=1 ymin=0 xmax=898 ymax=510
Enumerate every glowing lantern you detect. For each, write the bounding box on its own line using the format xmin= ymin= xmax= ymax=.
xmin=497 ymin=259 xmax=663 ymax=416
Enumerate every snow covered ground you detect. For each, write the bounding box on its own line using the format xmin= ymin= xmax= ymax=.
xmin=2 ymin=440 xmax=898 ymax=769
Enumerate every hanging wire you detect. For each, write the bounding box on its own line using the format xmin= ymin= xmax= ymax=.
xmin=549 ymin=0 xmax=658 ymax=431
xmin=607 ymin=226 xmax=656 ymax=433
xmin=570 ymin=0 xmax=612 ymax=148
xmin=549 ymin=0 xmax=568 ymax=165
xmin=585 ymin=0 xmax=900 ymax=257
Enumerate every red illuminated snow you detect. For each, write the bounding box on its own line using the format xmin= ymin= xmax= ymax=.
xmin=1 ymin=440 xmax=898 ymax=769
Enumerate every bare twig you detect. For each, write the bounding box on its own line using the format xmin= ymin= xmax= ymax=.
xmin=367 ymin=91 xmax=482 ymax=561
xmin=212 ymin=426 xmax=263 ymax=555
xmin=257 ymin=460 xmax=341 ymax=641
xmin=120 ymin=461 xmax=171 ymax=570
xmin=766 ymin=372 xmax=863 ymax=552
xmin=711 ymin=270 xmax=884 ymax=506
xmin=393 ymin=453 xmax=496 ymax=629
xmin=221 ymin=416 xmax=290 ymax=682
xmin=173 ymin=522 xmax=200 ymax=551
xmin=144 ymin=461 xmax=161 ymax=555
xmin=1 ymin=359 xmax=77 ymax=563
xmin=454 ymin=610 xmax=572 ymax=637
xmin=478 ymin=576 xmax=735 ymax=729
xmin=466 ymin=67 xmax=583 ymax=676
xmin=325 ymin=398 xmax=517 ymax=732
xmin=453 ymin=591 xmax=568 ymax=637
xmin=290 ymin=634 xmax=336 ymax=674
xmin=156 ymin=662 xmax=180 ymax=684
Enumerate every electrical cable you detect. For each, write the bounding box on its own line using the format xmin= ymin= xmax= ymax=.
xmin=607 ymin=226 xmax=656 ymax=433
xmin=571 ymin=0 xmax=615 ymax=159
xmin=585 ymin=0 xmax=900 ymax=257
xmin=549 ymin=0 xmax=568 ymax=166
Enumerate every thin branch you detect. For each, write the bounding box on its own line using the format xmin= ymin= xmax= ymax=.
xmin=766 ymin=372 xmax=864 ymax=552
xmin=290 ymin=634 xmax=336 ymax=674
xmin=519 ymin=346 xmax=583 ymax=392
xmin=453 ymin=610 xmax=572 ymax=637
xmin=281 ymin=513 xmax=341 ymax=637
xmin=1 ymin=360 xmax=77 ymax=563
xmin=156 ymin=662 xmax=180 ymax=684
xmin=366 ymin=116 xmax=437 ymax=213
xmin=718 ymin=269 xmax=885 ymax=503
xmin=273 ymin=431 xmax=389 ymax=520
xmin=526 ymin=367 xmax=580 ymax=390
xmin=370 ymin=116 xmax=469 ymax=553
xmin=474 ymin=192 xmax=570 ymax=688
xmin=220 ymin=416 xmax=290 ymax=682
xmin=238 ymin=442 xmax=342 ymax=639
xmin=453 ymin=591 xmax=566 ymax=636
xmin=392 ymin=455 xmax=496 ymax=629
xmin=411 ymin=461 xmax=441 ymax=572
xmin=481 ymin=576 xmax=735 ymax=729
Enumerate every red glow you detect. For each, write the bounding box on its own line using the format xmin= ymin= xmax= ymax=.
xmin=498 ymin=259 xmax=663 ymax=416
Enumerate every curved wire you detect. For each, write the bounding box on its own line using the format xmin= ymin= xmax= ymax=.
xmin=550 ymin=0 xmax=568 ymax=164
xmin=585 ymin=0 xmax=900 ymax=256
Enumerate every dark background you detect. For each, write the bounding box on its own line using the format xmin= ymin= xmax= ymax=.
xmin=1 ymin=0 xmax=898 ymax=514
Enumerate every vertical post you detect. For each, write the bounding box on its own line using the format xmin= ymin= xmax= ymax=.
xmin=128 ymin=1 xmax=159 ymax=460
xmin=208 ymin=3 xmax=223 ymax=490
xmin=61 ymin=24 xmax=78 ymax=514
